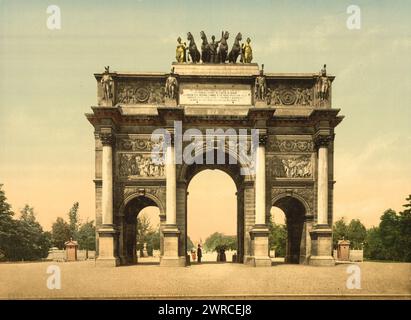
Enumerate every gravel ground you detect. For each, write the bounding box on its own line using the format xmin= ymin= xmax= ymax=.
xmin=1 ymin=259 xmax=410 ymax=299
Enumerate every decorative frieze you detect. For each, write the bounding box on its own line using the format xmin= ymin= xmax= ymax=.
xmin=271 ymin=155 xmax=313 ymax=178
xmin=117 ymin=81 xmax=165 ymax=104
xmin=269 ymin=137 xmax=313 ymax=153
xmin=118 ymin=153 xmax=165 ymax=178
xmin=117 ymin=137 xmax=165 ymax=152
xmin=267 ymin=82 xmax=313 ymax=107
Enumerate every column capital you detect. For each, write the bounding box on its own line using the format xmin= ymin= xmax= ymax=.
xmin=258 ymin=134 xmax=268 ymax=146
xmin=100 ymin=132 xmax=115 ymax=146
xmin=166 ymin=128 xmax=175 ymax=145
xmin=314 ymin=134 xmax=333 ymax=148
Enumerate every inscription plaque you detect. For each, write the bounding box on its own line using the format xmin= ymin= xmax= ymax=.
xmin=179 ymin=84 xmax=252 ymax=105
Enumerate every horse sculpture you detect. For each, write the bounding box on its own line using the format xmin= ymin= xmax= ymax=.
xmin=200 ymin=31 xmax=211 ymax=63
xmin=217 ymin=31 xmax=229 ymax=63
xmin=187 ymin=32 xmax=201 ymax=63
xmin=228 ymin=32 xmax=242 ymax=63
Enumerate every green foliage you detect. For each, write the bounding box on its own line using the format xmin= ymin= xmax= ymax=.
xmin=332 ymin=218 xmax=366 ymax=249
xmin=364 ymin=195 xmax=411 ymax=262
xmin=0 ymin=184 xmax=15 ymax=260
xmin=7 ymin=205 xmax=51 ymax=261
xmin=77 ymin=220 xmax=96 ymax=251
xmin=136 ymin=214 xmax=153 ymax=255
xmin=68 ymin=202 xmax=80 ymax=239
xmin=332 ymin=217 xmax=348 ymax=248
xmin=364 ymin=227 xmax=385 ymax=260
xmin=51 ymin=217 xmax=71 ymax=249
xmin=186 ymin=236 xmax=195 ymax=251
xmin=347 ymin=219 xmax=366 ymax=249
xmin=268 ymin=217 xmax=287 ymax=257
xmin=203 ymin=232 xmax=237 ymax=252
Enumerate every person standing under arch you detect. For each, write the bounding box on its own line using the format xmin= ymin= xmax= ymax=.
xmin=197 ymin=244 xmax=202 ymax=263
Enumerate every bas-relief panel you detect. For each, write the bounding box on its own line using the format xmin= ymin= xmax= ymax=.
xmin=116 ymin=81 xmax=165 ymax=104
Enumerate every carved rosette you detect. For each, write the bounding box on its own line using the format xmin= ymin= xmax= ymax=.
xmin=100 ymin=132 xmax=115 ymax=146
xmin=267 ymin=81 xmax=313 ymax=107
xmin=117 ymin=81 xmax=165 ymax=104
xmin=271 ymin=187 xmax=314 ymax=214
xmin=117 ymin=137 xmax=165 ymax=152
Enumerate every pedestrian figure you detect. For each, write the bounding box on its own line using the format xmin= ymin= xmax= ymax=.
xmin=191 ymin=249 xmax=196 ymax=261
xmin=197 ymin=244 xmax=202 ymax=263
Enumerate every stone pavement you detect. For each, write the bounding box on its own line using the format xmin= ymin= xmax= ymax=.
xmin=0 ymin=260 xmax=410 ymax=299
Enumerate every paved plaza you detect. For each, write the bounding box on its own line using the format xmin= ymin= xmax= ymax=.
xmin=1 ymin=259 xmax=410 ymax=299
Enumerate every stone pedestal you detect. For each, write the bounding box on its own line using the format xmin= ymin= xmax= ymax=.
xmin=160 ymin=225 xmax=185 ymax=267
xmin=308 ymin=226 xmax=335 ymax=266
xmin=254 ymin=100 xmax=268 ymax=108
xmin=164 ymin=97 xmax=177 ymax=107
xmin=96 ymin=226 xmax=120 ymax=267
xmin=249 ymin=225 xmax=271 ymax=267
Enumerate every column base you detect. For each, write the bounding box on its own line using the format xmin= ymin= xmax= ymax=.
xmin=160 ymin=224 xmax=185 ymax=267
xmin=308 ymin=255 xmax=335 ymax=266
xmin=96 ymin=257 xmax=120 ymax=267
xmin=248 ymin=225 xmax=271 ymax=267
xmin=309 ymin=225 xmax=335 ymax=266
xmin=160 ymin=256 xmax=186 ymax=267
xmin=96 ymin=225 xmax=119 ymax=267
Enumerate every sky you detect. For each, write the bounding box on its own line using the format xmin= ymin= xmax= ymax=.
xmin=0 ymin=0 xmax=410 ymax=241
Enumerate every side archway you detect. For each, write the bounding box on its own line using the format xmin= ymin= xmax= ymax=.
xmin=271 ymin=195 xmax=307 ymax=264
xmin=119 ymin=194 xmax=163 ymax=265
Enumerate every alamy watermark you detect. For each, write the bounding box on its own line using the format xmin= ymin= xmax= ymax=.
xmin=46 ymin=265 xmax=61 ymax=290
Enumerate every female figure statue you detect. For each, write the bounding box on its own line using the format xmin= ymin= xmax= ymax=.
xmin=175 ymin=37 xmax=187 ymax=63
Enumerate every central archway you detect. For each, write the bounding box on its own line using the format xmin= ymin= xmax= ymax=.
xmin=187 ymin=169 xmax=238 ymax=263
xmin=179 ymin=147 xmax=249 ymax=264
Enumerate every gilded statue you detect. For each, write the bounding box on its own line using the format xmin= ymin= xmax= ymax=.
xmin=175 ymin=37 xmax=187 ymax=63
xmin=241 ymin=37 xmax=253 ymax=63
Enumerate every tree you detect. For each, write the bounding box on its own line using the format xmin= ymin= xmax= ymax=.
xmin=332 ymin=217 xmax=348 ymax=249
xmin=268 ymin=217 xmax=287 ymax=257
xmin=51 ymin=217 xmax=71 ymax=249
xmin=187 ymin=236 xmax=195 ymax=251
xmin=77 ymin=220 xmax=96 ymax=258
xmin=398 ymin=195 xmax=411 ymax=261
xmin=379 ymin=209 xmax=401 ymax=261
xmin=145 ymin=230 xmax=160 ymax=256
xmin=8 ymin=205 xmax=51 ymax=261
xmin=364 ymin=227 xmax=385 ymax=260
xmin=0 ymin=184 xmax=15 ymax=260
xmin=203 ymin=232 xmax=237 ymax=252
xmin=136 ymin=214 xmax=154 ymax=256
xmin=347 ymin=219 xmax=366 ymax=249
xmin=68 ymin=202 xmax=80 ymax=239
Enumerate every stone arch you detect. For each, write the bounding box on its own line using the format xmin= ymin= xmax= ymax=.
xmin=178 ymin=144 xmax=250 ymax=263
xmin=271 ymin=194 xmax=307 ymax=264
xmin=119 ymin=194 xmax=162 ymax=265
xmin=121 ymin=192 xmax=165 ymax=216
xmin=179 ymin=143 xmax=254 ymax=185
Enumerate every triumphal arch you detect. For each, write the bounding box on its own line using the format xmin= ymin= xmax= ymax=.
xmin=86 ymin=33 xmax=343 ymax=267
